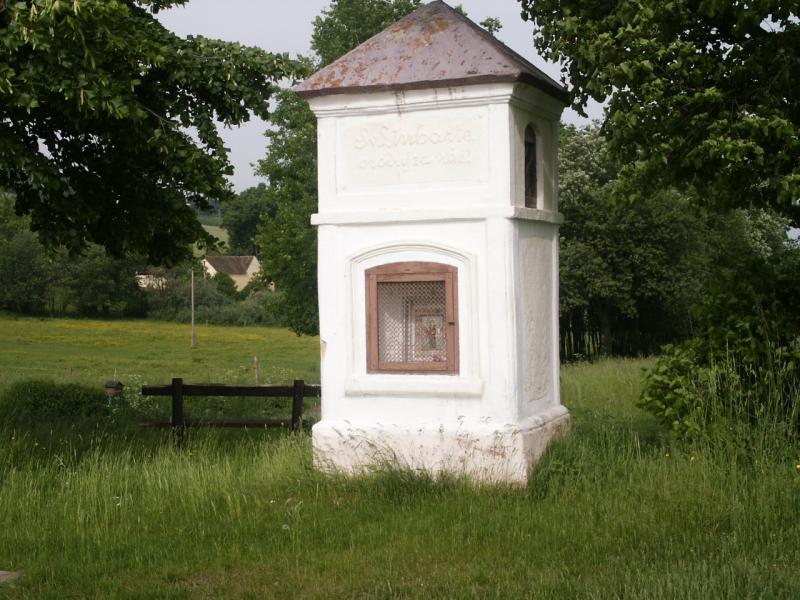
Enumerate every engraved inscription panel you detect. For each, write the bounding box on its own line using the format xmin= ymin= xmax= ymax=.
xmin=338 ymin=109 xmax=488 ymax=192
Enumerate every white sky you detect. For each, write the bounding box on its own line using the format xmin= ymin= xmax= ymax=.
xmin=158 ymin=0 xmax=603 ymax=191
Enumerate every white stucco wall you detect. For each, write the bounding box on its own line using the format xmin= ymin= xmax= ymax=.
xmin=307 ymin=82 xmax=568 ymax=483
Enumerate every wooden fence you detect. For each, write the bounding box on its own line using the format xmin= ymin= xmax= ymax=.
xmin=141 ymin=378 xmax=321 ymax=444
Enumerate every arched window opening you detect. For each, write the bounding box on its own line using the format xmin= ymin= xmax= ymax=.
xmin=524 ymin=125 xmax=538 ymax=208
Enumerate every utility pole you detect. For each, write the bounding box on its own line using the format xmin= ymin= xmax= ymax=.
xmin=191 ymin=268 xmax=197 ymax=349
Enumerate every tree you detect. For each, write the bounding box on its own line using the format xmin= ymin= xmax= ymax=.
xmin=479 ymin=17 xmax=502 ymax=36
xmin=211 ymin=271 xmax=238 ymax=300
xmin=519 ymin=0 xmax=800 ymax=224
xmin=61 ymin=245 xmax=147 ymax=317
xmin=638 ymin=208 xmax=800 ymax=438
xmin=0 ymin=191 xmax=146 ymax=316
xmin=311 ymin=0 xmax=422 ymax=66
xmin=0 ymin=191 xmax=55 ymax=313
xmin=256 ymin=0 xmax=422 ymax=335
xmin=559 ymin=125 xmax=707 ymax=357
xmin=221 ymin=184 xmax=277 ymax=255
xmin=0 ymin=0 xmax=296 ymax=265
xmin=689 ymin=208 xmax=800 ymax=350
xmin=0 ymin=228 xmax=52 ymax=313
xmin=255 ymin=87 xmax=318 ymax=335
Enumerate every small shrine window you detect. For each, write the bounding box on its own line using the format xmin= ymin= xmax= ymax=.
xmin=524 ymin=125 xmax=538 ymax=208
xmin=366 ymin=262 xmax=459 ymax=374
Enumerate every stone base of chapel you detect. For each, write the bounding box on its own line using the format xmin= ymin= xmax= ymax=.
xmin=311 ymin=406 xmax=570 ymax=485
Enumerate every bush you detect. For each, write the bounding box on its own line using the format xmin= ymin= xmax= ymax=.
xmin=211 ymin=272 xmax=238 ymax=299
xmin=638 ymin=343 xmax=704 ymax=438
xmin=639 ymin=209 xmax=800 ymax=440
xmin=146 ymin=275 xmax=287 ymax=327
xmin=640 ymin=334 xmax=800 ymax=440
xmin=0 ymin=380 xmax=108 ymax=426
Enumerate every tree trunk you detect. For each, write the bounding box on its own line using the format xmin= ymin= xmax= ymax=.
xmin=597 ymin=307 xmax=613 ymax=357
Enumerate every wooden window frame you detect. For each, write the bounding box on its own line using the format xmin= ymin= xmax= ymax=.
xmin=365 ymin=261 xmax=459 ymax=375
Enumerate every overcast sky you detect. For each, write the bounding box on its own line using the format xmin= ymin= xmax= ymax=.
xmin=158 ymin=0 xmax=603 ymax=191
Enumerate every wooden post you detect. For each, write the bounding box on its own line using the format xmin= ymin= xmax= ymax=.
xmin=190 ymin=270 xmax=197 ymax=349
xmin=171 ymin=377 xmax=186 ymax=446
xmin=254 ymin=356 xmax=261 ymax=385
xmin=291 ymin=379 xmax=304 ymax=433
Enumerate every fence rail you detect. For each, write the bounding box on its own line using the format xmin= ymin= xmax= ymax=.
xmin=140 ymin=378 xmax=320 ymax=445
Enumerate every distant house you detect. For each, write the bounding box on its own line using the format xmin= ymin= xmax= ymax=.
xmin=202 ymin=256 xmax=261 ymax=291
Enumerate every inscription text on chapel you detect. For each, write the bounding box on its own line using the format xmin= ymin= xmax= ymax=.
xmin=338 ymin=110 xmax=488 ymax=191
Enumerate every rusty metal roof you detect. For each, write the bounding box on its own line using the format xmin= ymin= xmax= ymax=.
xmin=293 ymin=1 xmax=568 ymax=104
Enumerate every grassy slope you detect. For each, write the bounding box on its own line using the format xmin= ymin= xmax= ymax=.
xmin=0 ymin=318 xmax=797 ymax=598
xmin=193 ymin=223 xmax=228 ymax=257
xmin=202 ymin=224 xmax=229 ymax=247
xmin=197 ymin=214 xmax=222 ymax=228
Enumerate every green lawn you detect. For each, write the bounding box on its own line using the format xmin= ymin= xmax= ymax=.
xmin=0 ymin=317 xmax=797 ymax=598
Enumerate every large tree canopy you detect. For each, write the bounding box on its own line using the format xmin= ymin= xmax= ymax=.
xmin=0 ymin=0 xmax=295 ymax=264
xmin=559 ymin=125 xmax=706 ymax=358
xmin=520 ymin=0 xmax=800 ymax=224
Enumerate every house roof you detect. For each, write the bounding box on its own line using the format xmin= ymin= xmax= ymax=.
xmin=203 ymin=256 xmax=257 ymax=276
xmin=293 ymin=1 xmax=568 ymax=104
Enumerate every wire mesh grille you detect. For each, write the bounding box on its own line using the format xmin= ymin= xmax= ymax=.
xmin=377 ymin=280 xmax=447 ymax=364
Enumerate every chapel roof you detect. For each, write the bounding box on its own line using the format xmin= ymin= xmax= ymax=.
xmin=293 ymin=0 xmax=568 ymax=104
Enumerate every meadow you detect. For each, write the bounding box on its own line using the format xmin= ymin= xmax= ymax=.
xmin=0 ymin=316 xmax=797 ymax=598
xmin=200 ymin=225 xmax=229 ymax=250
xmin=0 ymin=315 xmax=318 ymax=388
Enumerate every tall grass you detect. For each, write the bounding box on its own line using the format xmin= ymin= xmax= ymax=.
xmin=0 ymin=355 xmax=797 ymax=597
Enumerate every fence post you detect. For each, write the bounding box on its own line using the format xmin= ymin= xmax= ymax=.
xmin=171 ymin=377 xmax=186 ymax=446
xmin=291 ymin=379 xmax=304 ymax=433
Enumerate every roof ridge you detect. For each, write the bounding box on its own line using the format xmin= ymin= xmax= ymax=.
xmin=438 ymin=1 xmax=564 ymax=92
xmin=204 ymin=255 xmax=257 ymax=275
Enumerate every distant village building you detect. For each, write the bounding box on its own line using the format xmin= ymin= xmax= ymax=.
xmin=202 ymin=256 xmax=261 ymax=291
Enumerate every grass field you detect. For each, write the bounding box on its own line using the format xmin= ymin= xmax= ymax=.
xmin=195 ymin=224 xmax=230 ymax=257
xmin=202 ymin=225 xmax=229 ymax=247
xmin=0 ymin=316 xmax=798 ymax=598
xmin=0 ymin=315 xmax=319 ymax=388
xmin=197 ymin=214 xmax=222 ymax=228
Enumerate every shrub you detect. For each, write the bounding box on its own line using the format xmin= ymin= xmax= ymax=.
xmin=211 ymin=272 xmax=238 ymax=299
xmin=639 ymin=209 xmax=800 ymax=440
xmin=638 ymin=343 xmax=705 ymax=438
xmin=0 ymin=380 xmax=107 ymax=426
xmin=640 ymin=335 xmax=800 ymax=440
